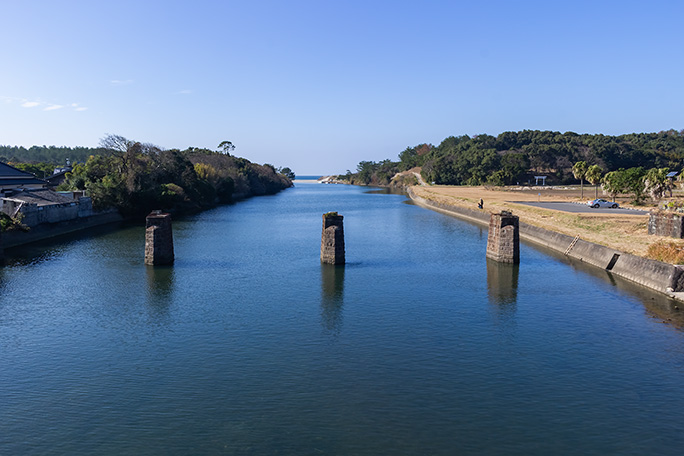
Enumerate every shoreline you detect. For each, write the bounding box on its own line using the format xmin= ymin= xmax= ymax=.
xmin=406 ymin=186 xmax=684 ymax=303
xmin=1 ymin=188 xmax=293 ymax=252
xmin=2 ymin=211 xmax=125 ymax=249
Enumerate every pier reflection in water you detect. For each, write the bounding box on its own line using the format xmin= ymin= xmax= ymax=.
xmin=320 ymin=264 xmax=345 ymax=332
xmin=145 ymin=265 xmax=175 ymax=317
xmin=486 ymin=258 xmax=519 ymax=306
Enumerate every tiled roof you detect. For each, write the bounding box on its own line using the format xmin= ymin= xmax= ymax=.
xmin=0 ymin=162 xmax=47 ymax=186
xmin=2 ymin=188 xmax=75 ymax=206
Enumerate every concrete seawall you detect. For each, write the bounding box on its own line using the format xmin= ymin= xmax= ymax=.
xmin=406 ymin=187 xmax=684 ymax=300
xmin=3 ymin=211 xmax=125 ymax=249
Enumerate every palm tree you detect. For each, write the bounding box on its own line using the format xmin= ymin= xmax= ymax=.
xmin=586 ymin=165 xmax=603 ymax=199
xmin=572 ymin=161 xmax=588 ymax=199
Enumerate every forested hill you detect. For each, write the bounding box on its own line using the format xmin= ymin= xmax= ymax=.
xmin=345 ymin=129 xmax=684 ymax=186
xmin=1 ymin=136 xmax=294 ymax=217
xmin=0 ymin=145 xmax=111 ymax=165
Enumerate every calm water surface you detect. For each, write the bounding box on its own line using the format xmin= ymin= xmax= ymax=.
xmin=1 ymin=182 xmax=683 ymax=455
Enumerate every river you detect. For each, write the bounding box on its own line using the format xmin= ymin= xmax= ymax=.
xmin=1 ymin=181 xmax=683 ymax=455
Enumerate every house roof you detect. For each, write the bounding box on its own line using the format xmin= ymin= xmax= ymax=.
xmin=0 ymin=162 xmax=47 ymax=187
xmin=2 ymin=188 xmax=75 ymax=206
xmin=45 ymin=169 xmax=69 ymax=185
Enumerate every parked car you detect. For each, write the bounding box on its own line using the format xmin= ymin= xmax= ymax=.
xmin=587 ymin=198 xmax=619 ymax=208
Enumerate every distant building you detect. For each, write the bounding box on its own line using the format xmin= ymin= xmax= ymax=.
xmin=46 ymin=158 xmax=73 ymax=187
xmin=45 ymin=169 xmax=71 ymax=187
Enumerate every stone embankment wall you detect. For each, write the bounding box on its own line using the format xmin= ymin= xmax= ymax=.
xmin=406 ymin=187 xmax=684 ymax=298
xmin=7 ymin=196 xmax=94 ymax=227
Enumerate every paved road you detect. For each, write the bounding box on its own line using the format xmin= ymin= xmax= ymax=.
xmin=512 ymin=201 xmax=647 ymax=215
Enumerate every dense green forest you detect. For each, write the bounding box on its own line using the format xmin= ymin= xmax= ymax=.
xmin=0 ymin=145 xmax=112 ymax=170
xmin=2 ymin=135 xmax=293 ymax=216
xmin=343 ymin=129 xmax=684 ymax=188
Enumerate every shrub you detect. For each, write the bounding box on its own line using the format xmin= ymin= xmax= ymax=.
xmin=647 ymin=240 xmax=684 ymax=264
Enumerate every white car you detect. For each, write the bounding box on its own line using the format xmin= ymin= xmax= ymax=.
xmin=587 ymin=198 xmax=619 ymax=209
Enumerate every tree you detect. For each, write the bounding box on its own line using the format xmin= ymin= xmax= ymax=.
xmin=601 ymin=170 xmax=624 ymax=202
xmin=100 ymin=134 xmax=132 ymax=153
xmin=217 ymin=141 xmax=235 ymax=155
xmin=643 ymin=167 xmax=673 ymax=201
xmin=623 ymin=167 xmax=646 ymax=203
xmin=278 ymin=167 xmax=295 ymax=180
xmin=572 ymin=161 xmax=588 ymax=199
xmin=585 ymin=164 xmax=603 ymax=198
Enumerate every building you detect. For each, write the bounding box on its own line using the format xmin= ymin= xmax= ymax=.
xmin=0 ymin=161 xmax=48 ymax=192
xmin=0 ymin=161 xmax=92 ymax=227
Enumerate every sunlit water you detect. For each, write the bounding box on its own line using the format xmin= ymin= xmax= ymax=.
xmin=1 ymin=182 xmax=683 ymax=455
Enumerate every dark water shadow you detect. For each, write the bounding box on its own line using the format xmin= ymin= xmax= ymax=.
xmin=2 ymin=221 xmax=132 ymax=267
xmin=524 ymin=240 xmax=684 ymax=330
xmin=365 ymin=187 xmax=407 ymax=196
xmin=320 ymin=264 xmax=345 ymax=333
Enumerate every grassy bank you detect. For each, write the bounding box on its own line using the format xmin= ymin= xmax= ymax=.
xmin=410 ymin=185 xmax=666 ymax=258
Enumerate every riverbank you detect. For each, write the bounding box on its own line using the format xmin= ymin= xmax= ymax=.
xmin=2 ymin=211 xmax=125 ymax=249
xmin=407 ymin=186 xmax=684 ymax=302
xmin=410 ymin=185 xmax=655 ymax=256
xmin=1 ymin=187 xmax=293 ymax=251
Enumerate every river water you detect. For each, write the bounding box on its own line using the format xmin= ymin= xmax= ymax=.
xmin=1 ymin=181 xmax=683 ymax=455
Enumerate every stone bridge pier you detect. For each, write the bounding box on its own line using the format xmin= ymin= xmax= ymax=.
xmin=486 ymin=211 xmax=520 ymax=264
xmin=321 ymin=212 xmax=345 ymax=265
xmin=144 ymin=211 xmax=174 ymax=266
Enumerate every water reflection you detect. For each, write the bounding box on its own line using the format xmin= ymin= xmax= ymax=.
xmin=145 ymin=265 xmax=175 ymax=317
xmin=528 ymin=242 xmax=684 ymax=330
xmin=320 ymin=264 xmax=345 ymax=333
xmin=486 ymin=258 xmax=519 ymax=310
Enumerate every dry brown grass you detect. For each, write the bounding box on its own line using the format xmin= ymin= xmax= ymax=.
xmin=646 ymin=241 xmax=684 ymax=264
xmin=410 ymin=185 xmax=674 ymax=259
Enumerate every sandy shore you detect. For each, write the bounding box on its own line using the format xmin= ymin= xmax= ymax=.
xmin=410 ymin=185 xmax=663 ymax=257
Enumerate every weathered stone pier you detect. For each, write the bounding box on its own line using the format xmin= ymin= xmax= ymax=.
xmin=321 ymin=212 xmax=345 ymax=265
xmin=648 ymin=210 xmax=684 ymax=238
xmin=486 ymin=211 xmax=520 ymax=264
xmin=144 ymin=211 xmax=174 ymax=265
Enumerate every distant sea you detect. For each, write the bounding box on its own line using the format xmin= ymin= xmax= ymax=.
xmin=295 ymin=175 xmax=324 ymax=181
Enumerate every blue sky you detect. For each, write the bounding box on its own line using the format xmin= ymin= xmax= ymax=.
xmin=1 ymin=0 xmax=683 ymax=174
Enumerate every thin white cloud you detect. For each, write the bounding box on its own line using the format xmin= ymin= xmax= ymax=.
xmin=4 ymin=96 xmax=88 ymax=112
xmin=176 ymin=89 xmax=193 ymax=95
xmin=110 ymin=79 xmax=133 ymax=86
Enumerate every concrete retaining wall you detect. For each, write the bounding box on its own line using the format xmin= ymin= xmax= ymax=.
xmin=407 ymin=188 xmax=684 ymax=298
xmin=3 ymin=211 xmax=124 ymax=249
